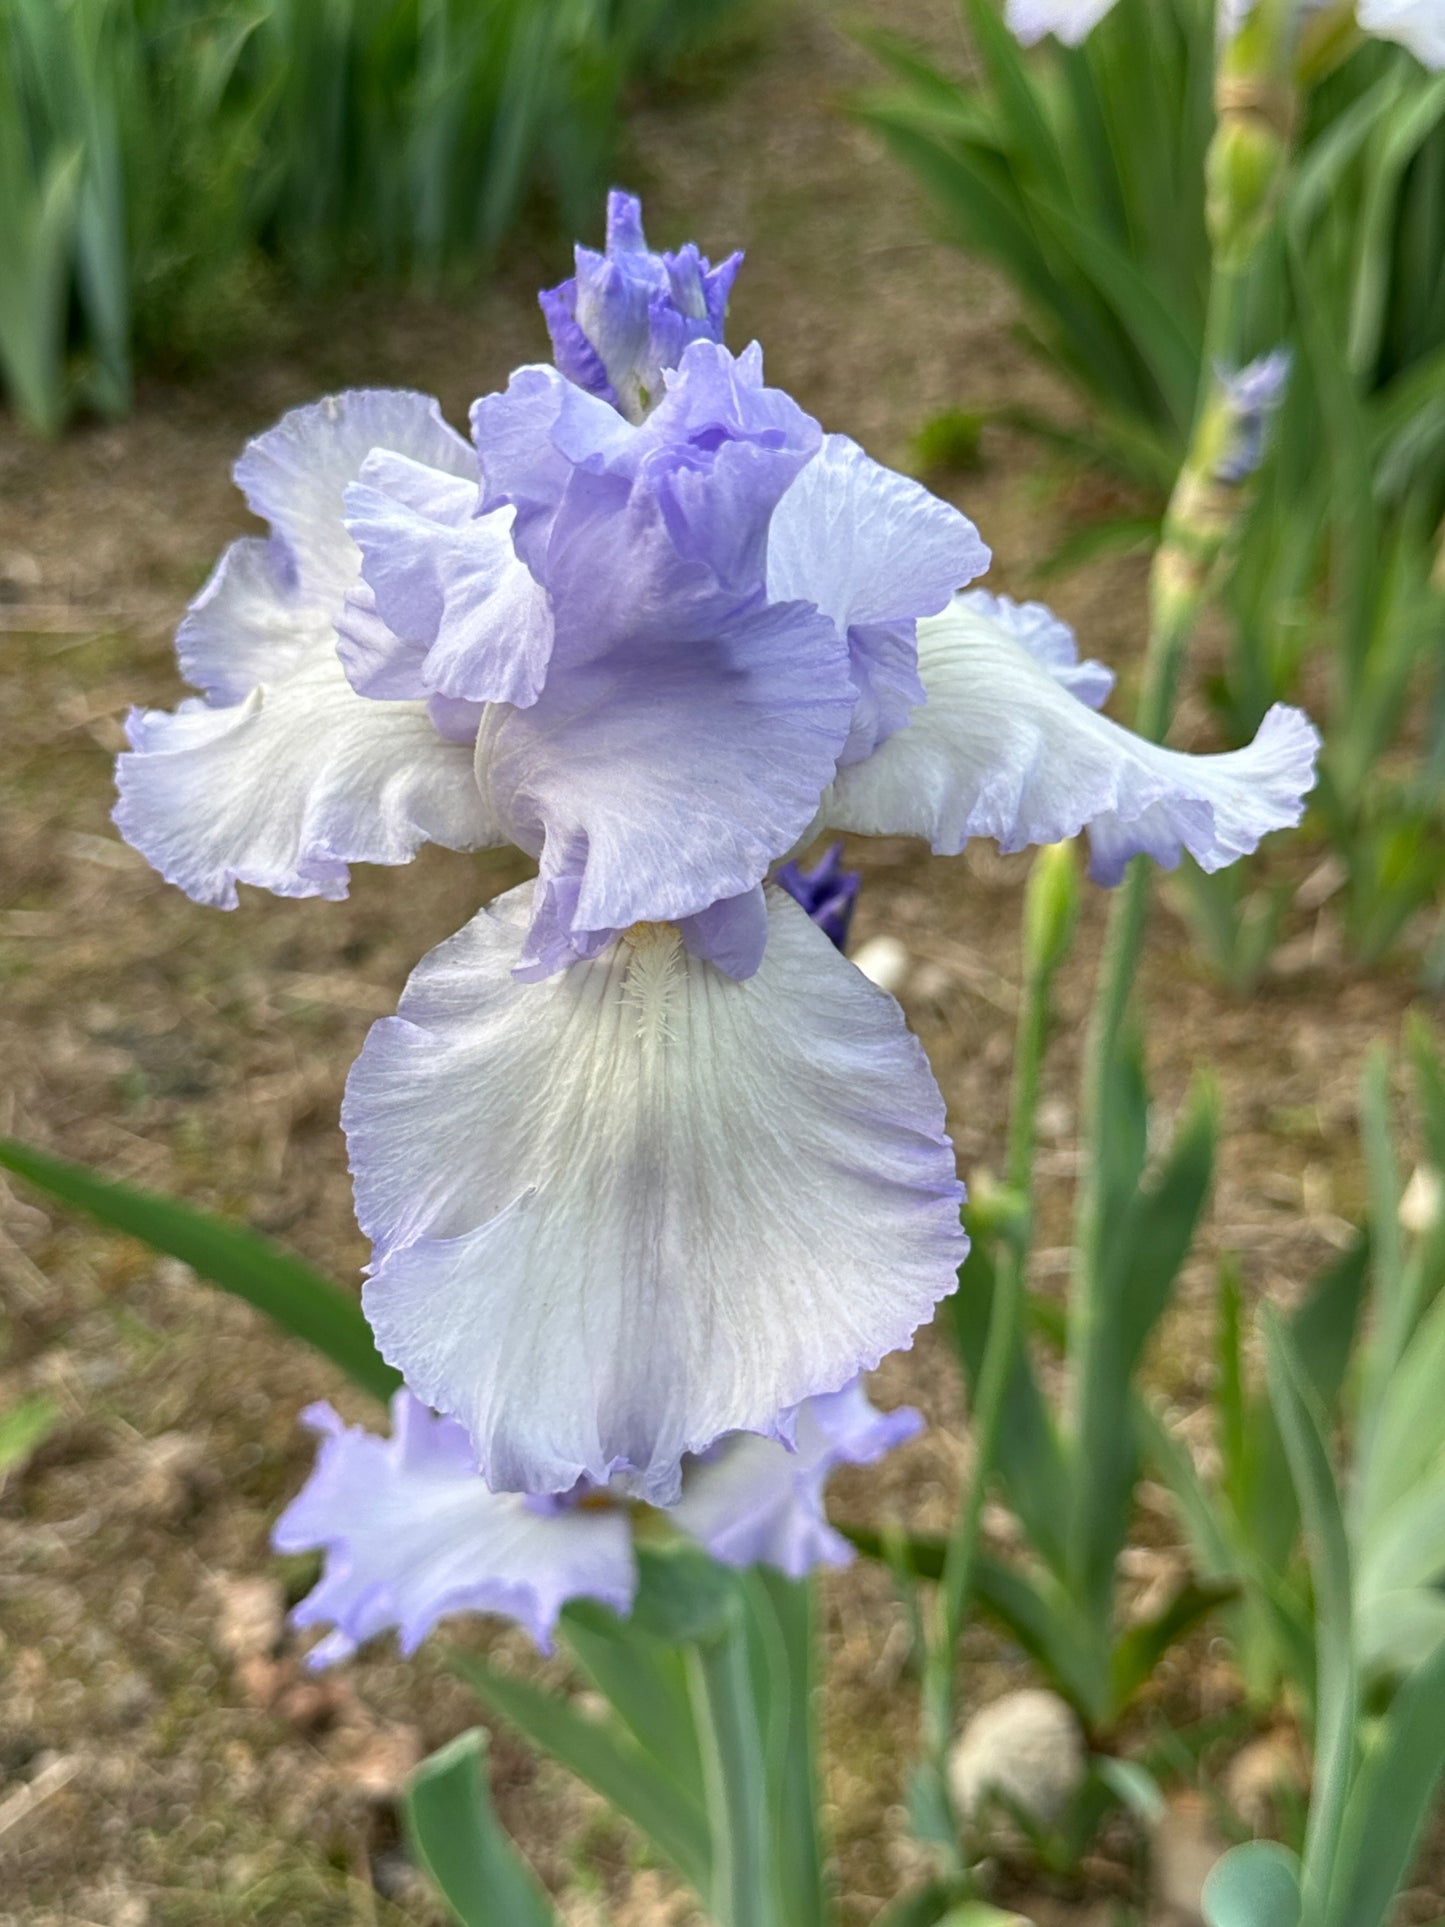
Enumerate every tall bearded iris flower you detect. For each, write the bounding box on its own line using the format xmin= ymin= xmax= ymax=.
xmin=114 ymin=192 xmax=1318 ymax=1506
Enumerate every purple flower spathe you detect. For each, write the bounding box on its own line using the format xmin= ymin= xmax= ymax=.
xmin=275 ymin=1380 xmax=921 ymax=1662
xmin=539 ymin=189 xmax=743 ymax=422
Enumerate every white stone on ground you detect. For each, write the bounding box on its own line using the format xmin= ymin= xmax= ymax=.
xmin=946 ymin=1686 xmax=1085 ymax=1830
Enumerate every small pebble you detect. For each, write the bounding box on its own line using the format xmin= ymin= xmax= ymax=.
xmin=947 ymin=1687 xmax=1085 ymax=1834
xmin=851 ymin=934 xmax=911 ymax=994
xmin=211 ymin=1575 xmax=284 ymax=1661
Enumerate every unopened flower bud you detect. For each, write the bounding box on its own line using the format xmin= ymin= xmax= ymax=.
xmin=1023 ymin=840 xmax=1079 ymax=982
xmin=1212 ymin=349 xmax=1292 ymax=484
xmin=1206 ymin=106 xmax=1290 ymax=263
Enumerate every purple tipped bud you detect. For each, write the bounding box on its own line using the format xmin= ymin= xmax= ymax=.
xmin=775 ymin=842 xmax=862 ymax=951
xmin=1213 ymin=348 xmax=1292 ymax=484
xmin=539 ymin=190 xmax=742 ymax=423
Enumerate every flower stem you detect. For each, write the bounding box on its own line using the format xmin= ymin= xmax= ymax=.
xmin=922 ymin=850 xmax=1071 ymax=1851
xmin=1071 ymin=0 xmax=1301 ymax=1356
xmin=686 ymin=1620 xmax=780 ymax=1927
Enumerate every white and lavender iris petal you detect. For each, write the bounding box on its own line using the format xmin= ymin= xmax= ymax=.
xmin=671 ymin=1381 xmax=923 ymax=1577
xmin=338 ymin=452 xmax=554 ymax=708
xmin=116 ymin=657 xmax=497 ymax=908
xmin=766 ymin=433 xmax=990 ymax=763
xmin=458 ymin=345 xmax=855 ymax=977
xmin=345 ymin=883 xmax=965 ymax=1505
xmin=275 ymin=1393 xmax=636 ymax=1663
xmin=115 ymin=390 xmax=498 ymax=905
xmin=477 ymin=581 xmax=853 ymax=980
xmin=539 ymin=188 xmax=742 ymax=422
xmin=1356 ymin=0 xmax=1445 ymax=66
xmin=232 ymin=389 xmax=475 ymax=609
xmin=474 ymin=343 xmax=820 ymax=598
xmin=1005 ymin=0 xmax=1121 ymax=43
xmin=819 ymin=590 xmax=1319 ymax=883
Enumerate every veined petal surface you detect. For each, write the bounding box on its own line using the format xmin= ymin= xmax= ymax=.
xmin=671 ymin=1381 xmax=922 ymax=1577
xmin=116 ymin=654 xmax=498 ymax=907
xmin=233 ymin=389 xmax=473 ymax=610
xmin=820 ymin=592 xmax=1319 ymax=882
xmin=339 ymin=450 xmax=553 ymax=708
xmin=766 ymin=433 xmax=990 ymax=762
xmin=347 ymin=884 xmax=965 ymax=1504
xmin=478 ymin=582 xmax=854 ymax=978
xmin=116 ymin=389 xmax=492 ymax=904
xmin=275 ymin=1393 xmax=635 ymax=1661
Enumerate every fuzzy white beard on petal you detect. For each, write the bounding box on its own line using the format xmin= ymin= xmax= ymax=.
xmin=346 ymin=885 xmax=965 ymax=1504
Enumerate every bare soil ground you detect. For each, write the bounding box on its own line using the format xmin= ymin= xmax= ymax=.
xmin=0 ymin=1 xmax=1436 ymax=1923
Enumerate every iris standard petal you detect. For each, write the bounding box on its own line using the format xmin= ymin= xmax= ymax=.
xmin=464 ymin=352 xmax=852 ymax=975
xmin=819 ymin=592 xmax=1319 ymax=881
xmin=670 ymin=1381 xmax=923 ymax=1577
xmin=175 ymin=536 xmax=315 ymax=703
xmin=471 ymin=364 xmax=636 ymax=575
xmin=339 ymin=449 xmax=554 ymax=707
xmin=474 ymin=343 xmax=820 ymax=604
xmin=233 ymin=388 xmax=473 ymax=608
xmin=275 ymin=1393 xmax=636 ymax=1661
xmin=346 ymin=883 xmax=965 ymax=1504
xmin=115 ymin=654 xmax=498 ymax=907
xmin=766 ymin=433 xmax=990 ymax=761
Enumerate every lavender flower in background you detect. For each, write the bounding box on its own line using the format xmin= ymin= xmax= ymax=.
xmin=775 ymin=842 xmax=861 ymax=950
xmin=539 ymin=189 xmax=742 ymax=422
xmin=276 ymin=1383 xmax=920 ymax=1662
xmin=1212 ymin=349 xmax=1292 ymax=484
xmin=273 ymin=1394 xmax=634 ymax=1662
xmin=1005 ymin=0 xmax=1120 ymax=44
xmin=1010 ymin=0 xmax=1445 ymax=65
xmin=669 ymin=1380 xmax=921 ymax=1574
xmin=1356 ymin=0 xmax=1445 ymax=65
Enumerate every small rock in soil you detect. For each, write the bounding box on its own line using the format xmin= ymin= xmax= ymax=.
xmin=210 ymin=1573 xmax=284 ymax=1661
xmin=947 ymin=1687 xmax=1085 ymax=1835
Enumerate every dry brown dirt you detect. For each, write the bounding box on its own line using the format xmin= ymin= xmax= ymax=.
xmin=0 ymin=1 xmax=1436 ymax=1923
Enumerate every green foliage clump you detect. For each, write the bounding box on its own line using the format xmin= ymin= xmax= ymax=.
xmin=0 ymin=0 xmax=743 ymax=435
